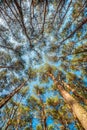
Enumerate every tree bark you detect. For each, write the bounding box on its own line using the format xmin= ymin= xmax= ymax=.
xmin=0 ymin=80 xmax=27 ymax=108
xmin=14 ymin=0 xmax=32 ymax=46
xmin=47 ymin=73 xmax=87 ymax=130
xmin=62 ymin=81 xmax=87 ymax=105
xmin=58 ymin=17 xmax=87 ymax=47
xmin=42 ymin=105 xmax=47 ymax=130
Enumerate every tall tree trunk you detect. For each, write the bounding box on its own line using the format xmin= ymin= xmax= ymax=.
xmin=47 ymin=73 xmax=87 ymax=130
xmin=42 ymin=105 xmax=47 ymax=130
xmin=52 ymin=0 xmax=63 ymax=24
xmin=14 ymin=0 xmax=32 ymax=46
xmin=62 ymin=81 xmax=87 ymax=105
xmin=41 ymin=0 xmax=47 ymax=34
xmin=58 ymin=0 xmax=72 ymax=30
xmin=58 ymin=17 xmax=87 ymax=47
xmin=0 ymin=80 xmax=27 ymax=108
xmin=44 ymin=118 xmax=47 ymax=130
xmin=4 ymin=120 xmax=11 ymax=130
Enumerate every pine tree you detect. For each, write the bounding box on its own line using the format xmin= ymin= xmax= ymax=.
xmin=0 ymin=0 xmax=87 ymax=129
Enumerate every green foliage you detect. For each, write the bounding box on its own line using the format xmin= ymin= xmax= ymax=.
xmin=28 ymin=68 xmax=37 ymax=79
xmin=72 ymin=0 xmax=83 ymax=19
xmin=66 ymin=72 xmax=77 ymax=81
xmin=0 ymin=0 xmax=87 ymax=129
xmin=14 ymin=60 xmax=24 ymax=71
xmin=36 ymin=124 xmax=42 ymax=130
xmin=39 ymin=73 xmax=49 ymax=83
xmin=48 ymin=125 xmax=54 ymax=130
xmin=27 ymin=95 xmax=40 ymax=110
xmin=46 ymin=55 xmax=58 ymax=62
xmin=24 ymin=127 xmax=30 ymax=130
xmin=51 ymin=84 xmax=57 ymax=90
xmin=47 ymin=96 xmax=59 ymax=107
xmin=34 ymin=85 xmax=45 ymax=95
xmin=0 ymin=70 xmax=7 ymax=79
xmin=20 ymin=86 xmax=29 ymax=96
xmin=11 ymin=77 xmax=20 ymax=84
xmin=0 ymin=51 xmax=11 ymax=65
xmin=73 ymin=43 xmax=87 ymax=54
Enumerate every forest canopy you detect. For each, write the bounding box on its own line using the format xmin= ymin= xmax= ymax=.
xmin=0 ymin=0 xmax=87 ymax=130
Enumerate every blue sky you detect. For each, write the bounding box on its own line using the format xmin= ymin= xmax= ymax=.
xmin=0 ymin=0 xmax=87 ymax=129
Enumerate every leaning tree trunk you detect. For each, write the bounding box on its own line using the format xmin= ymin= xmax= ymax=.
xmin=47 ymin=73 xmax=87 ymax=130
xmin=0 ymin=80 xmax=27 ymax=108
xmin=62 ymin=81 xmax=87 ymax=105
xmin=58 ymin=17 xmax=87 ymax=47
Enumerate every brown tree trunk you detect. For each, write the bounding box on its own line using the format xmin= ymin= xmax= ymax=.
xmin=0 ymin=80 xmax=27 ymax=108
xmin=0 ymin=66 xmax=15 ymax=69
xmin=5 ymin=121 xmax=11 ymax=130
xmin=58 ymin=17 xmax=87 ymax=47
xmin=62 ymin=81 xmax=87 ymax=105
xmin=42 ymin=0 xmax=47 ymax=34
xmin=47 ymin=73 xmax=87 ymax=130
xmin=42 ymin=106 xmax=47 ymax=130
xmin=14 ymin=0 xmax=32 ymax=46
xmin=52 ymin=0 xmax=63 ymax=24
xmin=58 ymin=0 xmax=72 ymax=30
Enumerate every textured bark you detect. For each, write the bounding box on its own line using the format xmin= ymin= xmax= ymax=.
xmin=0 ymin=80 xmax=27 ymax=108
xmin=14 ymin=0 xmax=32 ymax=46
xmin=48 ymin=73 xmax=87 ymax=130
xmin=62 ymin=81 xmax=87 ymax=105
xmin=58 ymin=17 xmax=87 ymax=47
